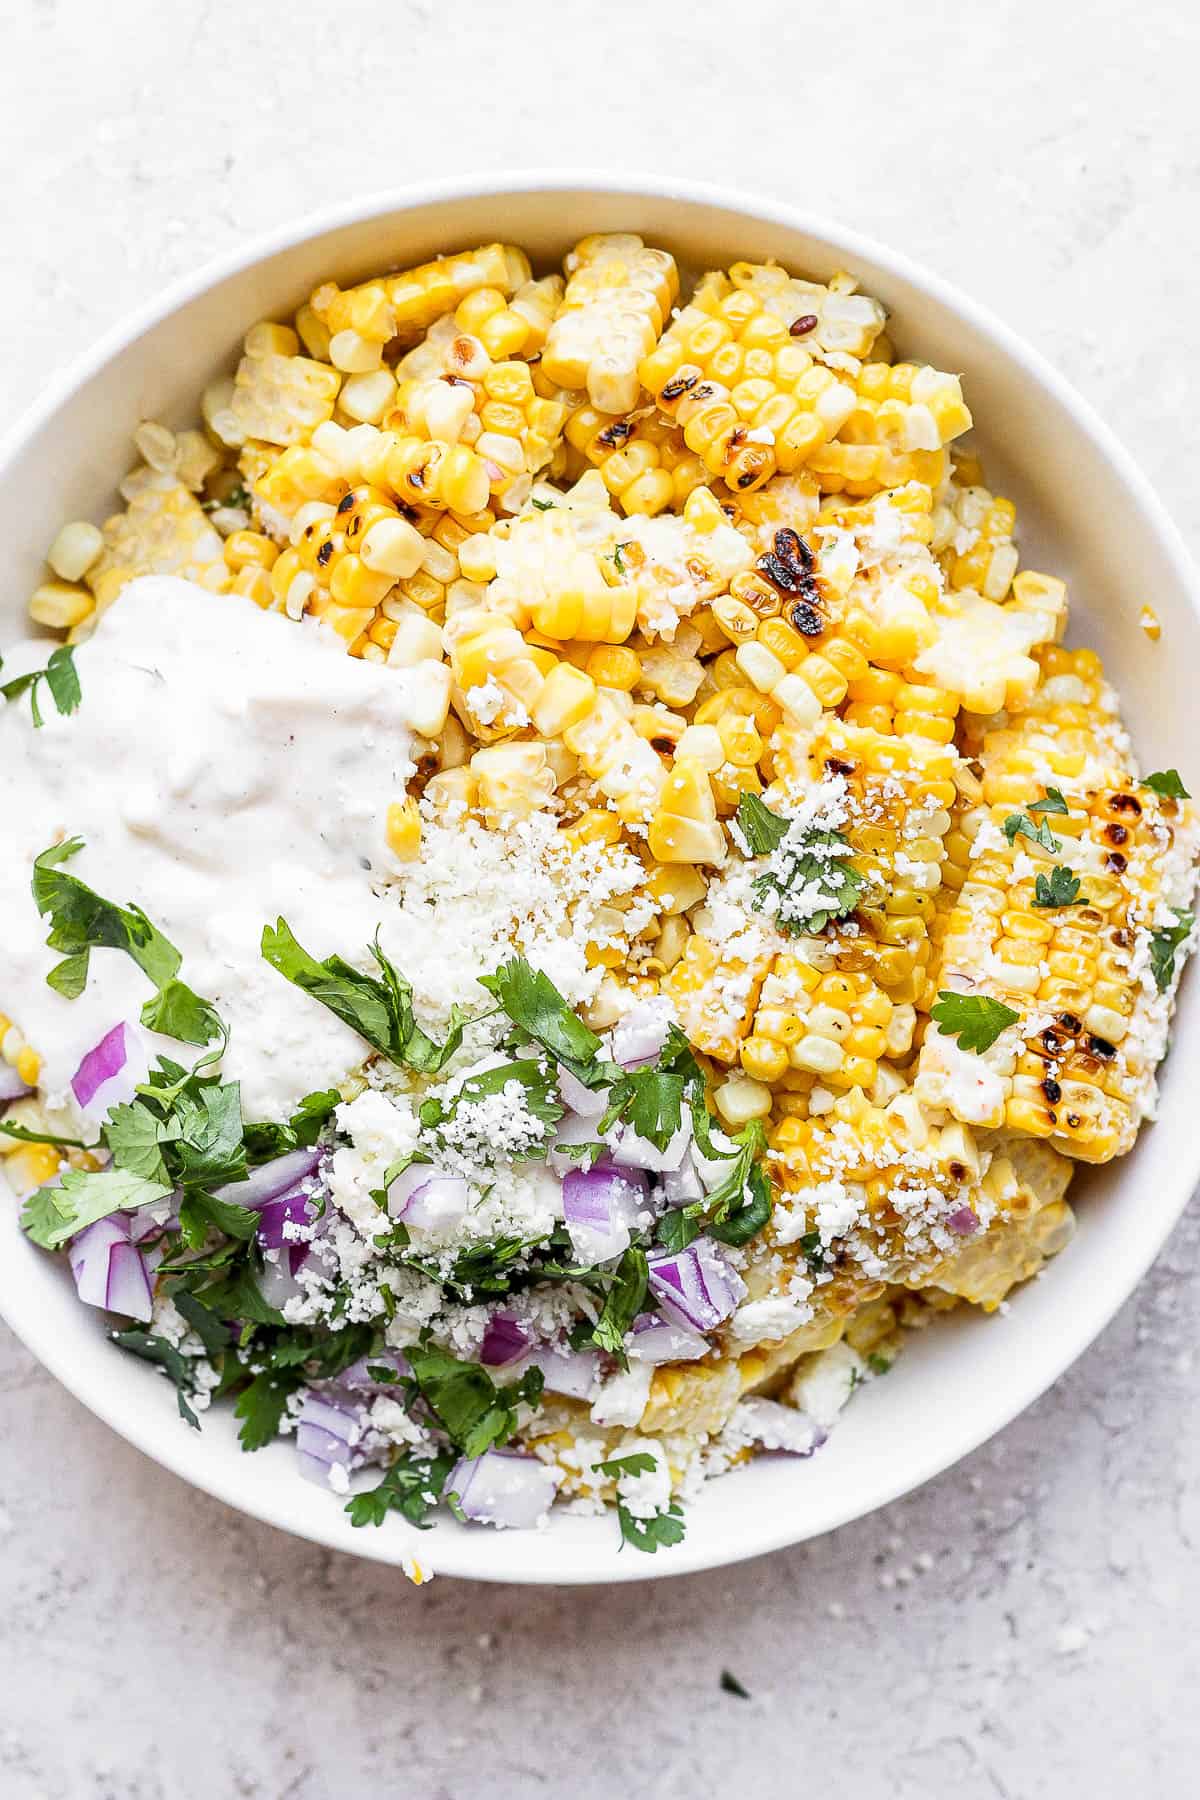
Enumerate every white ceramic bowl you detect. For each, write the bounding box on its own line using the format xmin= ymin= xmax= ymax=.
xmin=3 ymin=174 xmax=1198 ymax=1585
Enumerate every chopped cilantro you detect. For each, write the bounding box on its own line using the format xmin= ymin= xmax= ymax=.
xmin=478 ymin=957 xmax=605 ymax=1083
xmin=866 ymin=1352 xmax=893 ymax=1376
xmin=720 ymin=1669 xmax=751 ymax=1699
xmin=658 ymin=1120 xmax=771 ymax=1251
xmin=404 ymin=1344 xmax=543 ymax=1457
xmin=1143 ymin=768 xmax=1190 ymax=800
xmin=798 ymin=1228 xmax=827 ymax=1273
xmin=530 ymin=496 xmax=556 ymax=511
xmin=586 ymin=1245 xmax=648 ymax=1359
xmin=735 ymin=793 xmax=865 ymax=935
xmin=242 ymin=1089 xmax=340 ymax=1162
xmin=1033 ymin=865 xmax=1085 ymax=908
xmin=1149 ymin=909 xmax=1194 ymax=993
xmin=595 ymin=1451 xmax=657 ymax=1479
xmin=30 ymin=838 xmax=220 ymax=1040
xmin=1002 ymin=810 xmax=1060 ymax=854
xmin=929 ymin=991 xmax=1020 ymax=1054
xmin=109 ymin=1328 xmax=202 ymax=1428
xmin=0 ymin=1121 xmax=91 ymax=1150
xmin=345 ymin=1449 xmax=457 ymax=1529
xmin=1028 ymin=787 xmax=1069 ymax=817
xmin=1 ymin=644 xmax=81 ymax=728
xmin=233 ymin=1367 xmax=304 ymax=1451
xmin=262 ymin=919 xmax=465 ymax=1072
xmin=617 ymin=1498 xmax=686 ymax=1554
xmin=20 ymin=1165 xmax=170 ymax=1250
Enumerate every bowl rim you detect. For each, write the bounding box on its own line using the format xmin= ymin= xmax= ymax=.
xmin=3 ymin=168 xmax=1199 ymax=1585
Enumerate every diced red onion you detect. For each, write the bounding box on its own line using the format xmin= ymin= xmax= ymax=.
xmin=647 ymin=1238 xmax=747 ymax=1334
xmin=255 ymin=1185 xmax=318 ymax=1250
xmin=479 ymin=1312 xmax=533 ymax=1367
xmin=126 ymin=1197 xmax=178 ymax=1243
xmin=384 ymin=1161 xmax=431 ymax=1217
xmin=257 ymin=1249 xmax=306 ymax=1312
xmin=215 ymin=1147 xmax=322 ymax=1209
xmin=609 ymin=1115 xmax=691 ymax=1175
xmin=609 ymin=998 xmax=674 ymax=1070
xmin=692 ymin=1136 xmax=740 ymax=1190
xmin=397 ymin=1174 xmax=469 ymax=1235
xmin=104 ymin=1241 xmax=154 ymax=1320
xmin=296 ymin=1392 xmax=363 ymax=1485
xmin=732 ymin=1397 xmax=826 ymax=1456
xmin=548 ymin=1108 xmax=606 ymax=1176
xmin=0 ymin=1065 xmax=31 ymax=1103
xmin=627 ymin=1311 xmax=709 ymax=1364
xmin=69 ymin=1216 xmax=131 ymax=1308
xmin=528 ymin=1341 xmax=598 ymax=1398
xmin=449 ymin=1449 xmax=557 ymax=1529
xmin=340 ymin=1351 xmax=409 ymax=1394
xmin=661 ymin=1151 xmax=705 ymax=1208
xmin=556 ymin=1066 xmax=608 ymax=1120
xmin=946 ymin=1205 xmax=980 ymax=1237
xmin=70 ymin=1021 xmax=146 ymax=1121
xmin=561 ymin=1164 xmax=648 ymax=1264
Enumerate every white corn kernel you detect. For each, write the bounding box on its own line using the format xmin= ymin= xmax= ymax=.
xmin=401 ymin=661 xmax=453 ymax=736
xmin=790 ymin=1034 xmax=844 ymax=1075
xmin=714 ymin=1075 xmax=772 ymax=1126
xmin=329 ymin=329 xmax=384 ymax=374
xmin=339 ymin=370 xmax=396 ymax=425
xmin=133 ymin=422 xmax=178 ymax=474
xmin=772 ymin=672 xmax=822 ymax=727
xmin=674 ymin=724 xmax=724 ymax=771
xmin=174 ymin=429 xmax=222 ymax=491
xmin=360 ymin=516 xmax=425 ymax=579
xmin=29 ymin=580 xmax=94 ymax=630
xmin=202 ymin=377 xmax=245 ymax=448
xmin=735 ymin=641 xmax=787 ymax=693
xmin=387 ymin=616 xmax=445 ymax=668
xmin=244 ymin=321 xmax=300 ymax=359
xmin=46 ymin=521 xmax=103 ymax=582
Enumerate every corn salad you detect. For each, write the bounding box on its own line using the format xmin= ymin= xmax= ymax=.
xmin=4 ymin=232 xmax=1197 ymax=1563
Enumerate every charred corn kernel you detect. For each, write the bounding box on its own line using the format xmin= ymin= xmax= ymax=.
xmin=586 ymin=644 xmax=642 ymax=691
xmin=470 ymin=741 xmax=557 ymax=822
xmin=312 ymin=245 xmax=530 ymax=346
xmin=223 ymin=530 xmax=279 ymax=572
xmin=543 ymin=234 xmax=678 ymax=414
xmin=562 ymin=808 xmax=623 ymax=850
xmin=47 ymin=521 xmax=104 ymax=582
xmin=29 ymin=581 xmax=94 ymax=630
xmin=386 ymin=799 xmax=422 ymax=861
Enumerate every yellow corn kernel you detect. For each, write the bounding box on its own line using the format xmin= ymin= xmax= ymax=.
xmin=29 ymin=581 xmax=94 ymax=630
xmin=740 ymin=1035 xmax=790 ymax=1083
xmin=4 ymin=1142 xmax=61 ymax=1196
xmin=16 ymin=1045 xmax=41 ymax=1087
xmin=47 ymin=520 xmax=104 ymax=582
xmin=562 ymin=809 xmax=623 ymax=850
xmin=223 ymin=529 xmax=279 ymax=572
xmin=531 ymin=663 xmax=597 ymax=735
xmin=386 ymin=799 xmax=422 ymax=861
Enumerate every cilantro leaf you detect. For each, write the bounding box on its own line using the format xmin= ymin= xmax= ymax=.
xmin=19 ymin=1165 xmax=170 ymax=1250
xmin=404 ymin=1344 xmax=543 ymax=1457
xmin=617 ymin=1498 xmax=685 ymax=1554
xmin=1002 ymin=811 xmax=1060 ymax=853
xmin=242 ymin=1088 xmax=340 ymax=1162
xmin=1 ymin=644 xmax=81 ymax=728
xmin=172 ymin=1291 xmax=233 ymax=1361
xmin=441 ymin=1058 xmax=564 ymax=1150
xmin=734 ymin=791 xmax=790 ymax=856
xmin=177 ymin=1189 xmax=259 ymax=1250
xmin=598 ymin=1023 xmax=703 ymax=1151
xmin=720 ymin=1670 xmax=751 ymax=1699
xmin=171 ymin=1081 xmax=247 ymax=1190
xmin=1033 ymin=865 xmax=1085 ymax=908
xmin=396 ymin=1232 xmax=550 ymax=1300
xmin=929 ymin=990 xmax=1020 ymax=1054
xmin=735 ymin=795 xmax=865 ymax=935
xmin=109 ymin=1329 xmax=201 ymax=1428
xmin=30 ymin=839 xmax=222 ymax=1042
xmin=595 ymin=1451 xmax=657 ymax=1479
xmin=261 ymin=919 xmax=464 ymax=1072
xmin=1150 ymin=909 xmax=1194 ymax=993
xmin=0 ymin=1121 xmax=91 ymax=1150
xmin=478 ymin=957 xmax=605 ymax=1084
xmin=658 ymin=1121 xmax=772 ymax=1251
xmin=1143 ymin=769 xmax=1190 ymax=801
xmin=345 ymin=1449 xmax=457 ymax=1529
xmin=588 ymin=1245 xmax=648 ymax=1358
xmin=102 ymin=1099 xmax=177 ymax=1184
xmin=234 ymin=1368 xmax=304 ymax=1450
xmin=1028 ymin=787 xmax=1069 ymax=817
xmin=798 ymin=1229 xmax=827 ymax=1273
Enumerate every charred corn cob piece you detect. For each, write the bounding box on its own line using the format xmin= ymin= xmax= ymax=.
xmin=923 ymin=1139 xmax=1076 ymax=1311
xmin=310 ymin=244 xmax=531 ymax=349
xmin=562 ymin=402 xmax=708 ymax=516
xmin=229 ymin=327 xmax=342 ymax=447
xmin=461 ymin=472 xmax=751 ymax=644
xmin=916 ymin=661 xmax=1200 ymax=1159
xmin=930 ymin=477 xmax=1020 ymax=601
xmin=806 ymin=362 xmax=972 ymax=497
xmin=742 ymin=953 xmax=916 ymax=1093
xmin=640 ymin=1359 xmax=742 ymax=1437
xmin=662 ymin=932 xmax=775 ymax=1063
xmin=542 ymin=234 xmax=679 ymax=415
xmin=647 ymin=757 xmax=727 ymax=865
xmin=730 ymin=474 xmax=820 ymax=553
xmin=85 ymin=468 xmax=229 ymax=610
xmin=911 ymin=568 xmax=1068 ymax=715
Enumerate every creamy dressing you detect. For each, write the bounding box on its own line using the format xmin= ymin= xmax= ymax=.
xmin=0 ymin=577 xmax=420 ymax=1121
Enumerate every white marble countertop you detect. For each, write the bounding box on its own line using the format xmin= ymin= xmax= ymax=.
xmin=3 ymin=1 xmax=1200 ymax=1793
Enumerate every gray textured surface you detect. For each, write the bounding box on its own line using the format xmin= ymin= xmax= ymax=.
xmin=2 ymin=2 xmax=1199 ymax=1794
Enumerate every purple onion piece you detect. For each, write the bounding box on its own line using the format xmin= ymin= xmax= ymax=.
xmin=69 ymin=1216 xmax=131 ymax=1309
xmin=397 ymin=1174 xmax=469 ymax=1235
xmin=561 ymin=1165 xmax=649 ymax=1264
xmin=479 ymin=1312 xmax=533 ymax=1368
xmin=627 ymin=1311 xmax=709 ymax=1364
xmin=449 ymin=1450 xmax=557 ymax=1530
xmin=733 ymin=1397 xmax=826 ymax=1457
xmin=528 ymin=1342 xmax=598 ymax=1399
xmin=257 ymin=1250 xmax=306 ymax=1313
xmin=609 ymin=998 xmax=674 ymax=1070
xmin=341 ymin=1351 xmax=409 ymax=1394
xmin=104 ymin=1240 xmax=154 ymax=1321
xmin=646 ymin=1238 xmax=746 ymax=1334
xmin=661 ymin=1151 xmax=705 ymax=1208
xmin=946 ymin=1205 xmax=980 ymax=1237
xmin=214 ymin=1146 xmax=322 ymax=1209
xmin=255 ymin=1187 xmax=317 ymax=1250
xmin=70 ymin=1021 xmax=145 ymax=1120
xmin=609 ymin=1116 xmax=692 ymax=1175
xmin=556 ymin=1066 xmax=608 ymax=1120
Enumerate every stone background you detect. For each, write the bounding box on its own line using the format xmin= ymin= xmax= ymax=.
xmin=2 ymin=1 xmax=1198 ymax=1793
